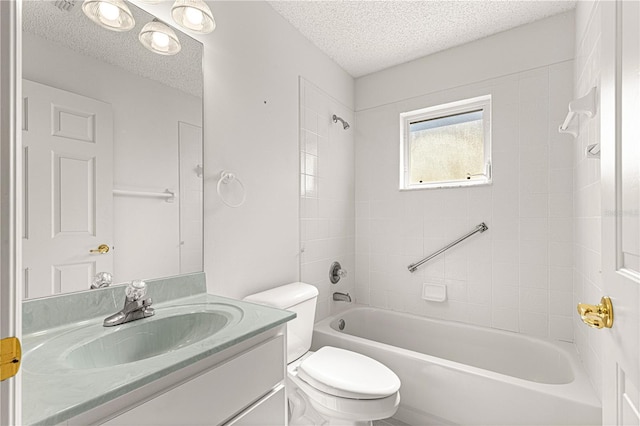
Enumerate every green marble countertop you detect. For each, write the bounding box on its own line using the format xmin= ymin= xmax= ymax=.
xmin=22 ymin=274 xmax=294 ymax=426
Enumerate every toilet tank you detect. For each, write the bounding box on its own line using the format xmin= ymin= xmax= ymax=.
xmin=244 ymin=282 xmax=318 ymax=363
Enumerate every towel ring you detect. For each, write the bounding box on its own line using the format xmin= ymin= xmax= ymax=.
xmin=217 ymin=171 xmax=246 ymax=208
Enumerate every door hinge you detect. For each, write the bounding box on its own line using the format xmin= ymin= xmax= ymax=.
xmin=0 ymin=337 xmax=21 ymax=381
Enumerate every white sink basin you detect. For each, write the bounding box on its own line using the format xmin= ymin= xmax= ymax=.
xmin=24 ymin=303 xmax=243 ymax=373
xmin=65 ymin=311 xmax=230 ymax=369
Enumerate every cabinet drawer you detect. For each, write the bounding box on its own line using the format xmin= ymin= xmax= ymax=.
xmin=102 ymin=335 xmax=285 ymax=425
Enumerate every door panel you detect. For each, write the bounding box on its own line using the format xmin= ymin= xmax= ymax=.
xmin=54 ymin=153 xmax=96 ymax=236
xmin=618 ymin=366 xmax=640 ymax=426
xmin=51 ymin=104 xmax=96 ymax=142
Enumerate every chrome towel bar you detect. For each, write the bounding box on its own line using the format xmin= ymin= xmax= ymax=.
xmin=407 ymin=222 xmax=488 ymax=273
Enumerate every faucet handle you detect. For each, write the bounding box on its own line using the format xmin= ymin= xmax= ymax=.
xmin=330 ymin=261 xmax=348 ymax=284
xmin=125 ymin=280 xmax=147 ymax=301
xmin=90 ymin=271 xmax=113 ymax=289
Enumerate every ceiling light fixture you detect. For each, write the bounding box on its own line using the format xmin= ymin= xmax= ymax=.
xmin=171 ymin=0 xmax=215 ymax=34
xmin=81 ymin=0 xmax=135 ymax=32
xmin=139 ymin=19 xmax=182 ymax=56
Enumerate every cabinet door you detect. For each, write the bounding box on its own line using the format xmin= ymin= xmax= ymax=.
xmin=102 ymin=336 xmax=284 ymax=426
xmin=225 ymin=386 xmax=286 ymax=426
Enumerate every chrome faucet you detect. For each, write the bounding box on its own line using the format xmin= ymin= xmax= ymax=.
xmin=103 ymin=280 xmax=154 ymax=327
xmin=90 ymin=271 xmax=113 ymax=289
xmin=333 ymin=292 xmax=352 ymax=302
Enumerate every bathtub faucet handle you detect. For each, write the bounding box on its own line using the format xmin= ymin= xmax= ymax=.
xmin=329 ymin=261 xmax=347 ymax=284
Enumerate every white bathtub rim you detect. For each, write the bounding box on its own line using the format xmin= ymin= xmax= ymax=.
xmin=313 ymin=305 xmax=601 ymax=409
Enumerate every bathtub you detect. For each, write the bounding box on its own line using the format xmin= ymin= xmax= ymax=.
xmin=312 ymin=306 xmax=601 ymax=426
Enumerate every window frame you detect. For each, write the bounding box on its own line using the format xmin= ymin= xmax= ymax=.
xmin=399 ymin=95 xmax=492 ymax=190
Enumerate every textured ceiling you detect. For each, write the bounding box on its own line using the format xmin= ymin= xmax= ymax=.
xmin=268 ymin=1 xmax=576 ymax=77
xmin=23 ymin=0 xmax=203 ymax=97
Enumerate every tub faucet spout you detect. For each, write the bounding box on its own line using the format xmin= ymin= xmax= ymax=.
xmin=333 ymin=292 xmax=352 ymax=302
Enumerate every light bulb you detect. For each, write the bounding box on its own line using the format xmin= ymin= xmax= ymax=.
xmin=184 ymin=7 xmax=204 ymax=26
xmin=98 ymin=1 xmax=120 ymax=21
xmin=152 ymin=31 xmax=170 ymax=48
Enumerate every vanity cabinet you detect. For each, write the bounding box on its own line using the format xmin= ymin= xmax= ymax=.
xmin=64 ymin=328 xmax=287 ymax=426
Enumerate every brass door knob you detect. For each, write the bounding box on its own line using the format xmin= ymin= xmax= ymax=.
xmin=577 ymin=296 xmax=613 ymax=329
xmin=89 ymin=244 xmax=110 ymax=254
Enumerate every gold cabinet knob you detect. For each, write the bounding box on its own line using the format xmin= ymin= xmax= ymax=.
xmin=89 ymin=244 xmax=110 ymax=254
xmin=577 ymin=296 xmax=613 ymax=329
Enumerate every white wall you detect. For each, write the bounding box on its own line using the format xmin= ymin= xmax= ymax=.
xmin=201 ymin=2 xmax=354 ymax=299
xmin=354 ymin=13 xmax=576 ymax=340
xmin=22 ymin=32 xmax=202 ymax=285
xmin=356 ymin=12 xmax=575 ymax=111
xmin=299 ymin=78 xmax=355 ymax=321
xmin=573 ymin=0 xmax=604 ymax=397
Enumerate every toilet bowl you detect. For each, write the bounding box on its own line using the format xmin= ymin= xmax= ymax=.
xmin=244 ymin=283 xmax=401 ymax=426
xmin=287 ymin=347 xmax=400 ymax=426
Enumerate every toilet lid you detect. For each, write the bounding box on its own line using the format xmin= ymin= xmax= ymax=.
xmin=298 ymin=346 xmax=400 ymax=400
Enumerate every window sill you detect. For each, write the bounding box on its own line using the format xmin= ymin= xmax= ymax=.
xmin=399 ymin=179 xmax=492 ymax=191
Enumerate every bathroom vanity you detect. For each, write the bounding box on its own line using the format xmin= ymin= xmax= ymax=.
xmin=21 ymin=273 xmax=294 ymax=425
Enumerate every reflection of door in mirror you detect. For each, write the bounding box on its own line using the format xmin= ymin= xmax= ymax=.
xmin=178 ymin=122 xmax=203 ymax=274
xmin=22 ymin=80 xmax=113 ymax=299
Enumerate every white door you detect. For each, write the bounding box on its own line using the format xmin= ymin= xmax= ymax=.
xmin=601 ymin=1 xmax=640 ymax=424
xmin=178 ymin=121 xmax=203 ymax=274
xmin=22 ymin=80 xmax=113 ymax=298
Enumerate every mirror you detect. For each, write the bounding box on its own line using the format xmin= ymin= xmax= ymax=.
xmin=21 ymin=1 xmax=204 ymax=299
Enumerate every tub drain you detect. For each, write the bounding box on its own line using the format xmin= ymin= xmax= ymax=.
xmin=338 ymin=319 xmax=345 ymax=330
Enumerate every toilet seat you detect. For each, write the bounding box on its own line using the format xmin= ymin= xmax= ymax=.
xmin=290 ymin=374 xmax=401 ymax=422
xmin=298 ymin=346 xmax=401 ymax=400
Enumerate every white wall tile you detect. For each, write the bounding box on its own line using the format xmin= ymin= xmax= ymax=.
xmin=550 ymin=290 xmax=574 ymax=317
xmin=549 ymin=315 xmax=573 ymax=342
xmin=492 ymin=307 xmax=519 ymax=332
xmin=549 ymin=193 xmax=573 ymax=217
xmin=520 ymin=194 xmax=549 ymax=218
xmin=300 ymin=79 xmax=355 ymax=321
xmin=493 ymin=285 xmax=519 ymax=308
xmin=550 ymin=168 xmax=574 ymax=194
xmin=493 ymin=240 xmax=520 ymax=263
xmin=520 ymin=311 xmax=549 ymax=337
xmin=520 ymin=218 xmax=549 ymax=241
xmin=493 ymin=262 xmax=519 ymax=287
xmin=519 ymin=240 xmax=549 ymax=265
xmin=520 ymin=287 xmax=549 ymax=314
xmin=572 ymin=0 xmax=602 ymax=397
xmin=351 ymin=31 xmax=574 ymax=342
xmin=520 ymin=264 xmax=549 ymax=289
xmin=550 ymin=241 xmax=573 ymax=267
xmin=551 ymin=266 xmax=573 ymax=293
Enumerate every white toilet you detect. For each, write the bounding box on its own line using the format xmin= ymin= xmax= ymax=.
xmin=244 ymin=282 xmax=400 ymax=426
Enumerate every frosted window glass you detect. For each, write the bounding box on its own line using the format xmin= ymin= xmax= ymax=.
xmin=409 ymin=110 xmax=484 ymax=184
xmin=400 ymin=95 xmax=491 ymax=190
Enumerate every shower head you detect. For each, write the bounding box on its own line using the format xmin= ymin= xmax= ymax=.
xmin=332 ymin=114 xmax=350 ymax=130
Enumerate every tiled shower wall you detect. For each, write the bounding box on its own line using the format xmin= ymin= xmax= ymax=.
xmin=573 ymin=0 xmax=604 ymax=396
xmin=354 ymin=63 xmax=576 ymax=340
xmin=299 ymin=78 xmax=355 ymax=321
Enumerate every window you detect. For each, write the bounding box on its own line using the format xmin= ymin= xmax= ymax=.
xmin=400 ymin=95 xmax=492 ymax=190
